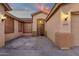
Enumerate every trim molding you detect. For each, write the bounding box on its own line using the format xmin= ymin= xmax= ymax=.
xmin=2 ymin=3 xmax=12 ymax=11
xmin=32 ymin=11 xmax=48 ymax=17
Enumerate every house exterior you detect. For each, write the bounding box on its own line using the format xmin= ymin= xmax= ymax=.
xmin=32 ymin=11 xmax=48 ymax=36
xmin=0 ymin=3 xmax=11 ymax=47
xmin=46 ymin=3 xmax=79 ymax=49
xmin=21 ymin=18 xmax=32 ymax=36
xmin=5 ymin=12 xmax=23 ymax=41
xmin=0 ymin=3 xmax=34 ymax=47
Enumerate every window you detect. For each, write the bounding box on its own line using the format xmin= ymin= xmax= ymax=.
xmin=18 ymin=21 xmax=23 ymax=32
xmin=23 ymin=23 xmax=32 ymax=33
xmin=5 ymin=16 xmax=14 ymax=33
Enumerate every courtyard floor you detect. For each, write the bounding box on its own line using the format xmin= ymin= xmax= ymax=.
xmin=0 ymin=36 xmax=79 ymax=56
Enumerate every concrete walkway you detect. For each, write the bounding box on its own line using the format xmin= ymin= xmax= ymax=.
xmin=0 ymin=36 xmax=79 ymax=56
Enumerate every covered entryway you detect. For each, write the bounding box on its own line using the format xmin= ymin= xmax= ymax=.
xmin=71 ymin=12 xmax=79 ymax=46
xmin=37 ymin=19 xmax=45 ymax=36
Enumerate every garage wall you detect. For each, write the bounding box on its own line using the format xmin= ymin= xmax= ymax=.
xmin=46 ymin=4 xmax=79 ymax=46
xmin=60 ymin=4 xmax=79 ymax=33
xmin=54 ymin=4 xmax=79 ymax=34
xmin=60 ymin=4 xmax=79 ymax=46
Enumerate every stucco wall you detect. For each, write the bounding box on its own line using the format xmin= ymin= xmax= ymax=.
xmin=60 ymin=4 xmax=79 ymax=46
xmin=46 ymin=3 xmax=79 ymax=47
xmin=60 ymin=4 xmax=79 ymax=13
xmin=23 ymin=33 xmax=32 ymax=36
xmin=59 ymin=4 xmax=79 ymax=34
xmin=5 ymin=20 xmax=22 ymax=41
xmin=59 ymin=4 xmax=79 ymax=33
xmin=0 ymin=4 xmax=6 ymax=47
xmin=46 ymin=9 xmax=60 ymax=43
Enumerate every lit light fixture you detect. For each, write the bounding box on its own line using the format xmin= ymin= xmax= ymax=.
xmin=61 ymin=12 xmax=69 ymax=21
xmin=0 ymin=14 xmax=6 ymax=22
xmin=64 ymin=13 xmax=69 ymax=21
xmin=39 ymin=20 xmax=43 ymax=24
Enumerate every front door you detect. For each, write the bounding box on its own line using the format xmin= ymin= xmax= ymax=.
xmin=37 ymin=19 xmax=44 ymax=36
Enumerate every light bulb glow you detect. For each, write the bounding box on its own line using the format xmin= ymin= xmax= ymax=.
xmin=0 ymin=14 xmax=6 ymax=20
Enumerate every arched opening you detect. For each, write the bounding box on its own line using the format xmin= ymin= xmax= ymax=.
xmin=37 ymin=19 xmax=45 ymax=36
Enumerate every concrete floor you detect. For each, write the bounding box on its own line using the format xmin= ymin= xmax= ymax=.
xmin=0 ymin=36 xmax=79 ymax=56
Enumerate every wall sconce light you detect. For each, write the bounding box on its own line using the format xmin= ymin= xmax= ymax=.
xmin=65 ymin=17 xmax=68 ymax=21
xmin=0 ymin=14 xmax=6 ymax=22
xmin=63 ymin=13 xmax=69 ymax=25
xmin=61 ymin=12 xmax=69 ymax=22
xmin=64 ymin=13 xmax=69 ymax=21
xmin=61 ymin=12 xmax=70 ymax=25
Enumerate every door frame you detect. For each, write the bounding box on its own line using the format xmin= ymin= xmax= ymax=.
xmin=71 ymin=12 xmax=79 ymax=46
xmin=37 ymin=18 xmax=45 ymax=36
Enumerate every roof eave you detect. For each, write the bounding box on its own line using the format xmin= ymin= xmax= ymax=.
xmin=3 ymin=3 xmax=12 ymax=11
xmin=32 ymin=11 xmax=48 ymax=17
xmin=5 ymin=12 xmax=23 ymax=22
xmin=20 ymin=18 xmax=33 ymax=23
xmin=46 ymin=3 xmax=62 ymax=22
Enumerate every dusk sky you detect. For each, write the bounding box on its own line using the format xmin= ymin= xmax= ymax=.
xmin=8 ymin=3 xmax=55 ymax=18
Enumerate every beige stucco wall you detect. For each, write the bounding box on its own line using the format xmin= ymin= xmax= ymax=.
xmin=59 ymin=4 xmax=79 ymax=34
xmin=60 ymin=4 xmax=79 ymax=33
xmin=60 ymin=11 xmax=71 ymax=33
xmin=23 ymin=33 xmax=32 ymax=36
xmin=46 ymin=9 xmax=60 ymax=43
xmin=0 ymin=4 xmax=6 ymax=47
xmin=60 ymin=4 xmax=79 ymax=13
xmin=46 ymin=3 xmax=79 ymax=47
xmin=60 ymin=4 xmax=79 ymax=46
xmin=32 ymin=13 xmax=47 ymax=32
xmin=5 ymin=20 xmax=22 ymax=41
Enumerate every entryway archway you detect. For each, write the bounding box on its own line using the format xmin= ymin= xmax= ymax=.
xmin=37 ymin=19 xmax=45 ymax=36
